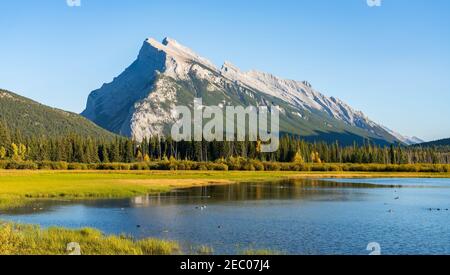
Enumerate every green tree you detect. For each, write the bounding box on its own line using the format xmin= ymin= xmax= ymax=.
xmin=0 ymin=121 xmax=11 ymax=152
xmin=109 ymin=139 xmax=121 ymax=162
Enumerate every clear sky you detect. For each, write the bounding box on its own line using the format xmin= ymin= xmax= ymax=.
xmin=0 ymin=0 xmax=449 ymax=141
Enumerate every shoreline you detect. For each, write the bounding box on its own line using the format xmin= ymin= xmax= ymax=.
xmin=1 ymin=170 xmax=450 ymax=210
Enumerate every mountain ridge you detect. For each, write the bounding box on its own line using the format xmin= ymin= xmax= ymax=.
xmin=82 ymin=37 xmax=419 ymax=145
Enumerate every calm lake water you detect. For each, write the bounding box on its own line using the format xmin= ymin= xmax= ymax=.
xmin=2 ymin=178 xmax=450 ymax=255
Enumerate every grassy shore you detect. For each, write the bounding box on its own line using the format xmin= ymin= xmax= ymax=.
xmin=0 ymin=222 xmax=180 ymax=255
xmin=0 ymin=222 xmax=283 ymax=255
xmin=1 ymin=169 xmax=450 ymax=209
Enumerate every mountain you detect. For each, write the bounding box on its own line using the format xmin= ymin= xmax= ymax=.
xmin=82 ymin=37 xmax=414 ymax=145
xmin=0 ymin=89 xmax=116 ymax=139
xmin=415 ymin=138 xmax=450 ymax=147
xmin=380 ymin=126 xmax=424 ymax=145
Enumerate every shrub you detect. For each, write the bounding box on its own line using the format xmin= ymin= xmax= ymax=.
xmin=68 ymin=163 xmax=88 ymax=170
xmin=156 ymin=160 xmax=171 ymax=170
xmin=311 ymin=164 xmax=328 ymax=172
xmin=177 ymin=163 xmax=186 ymax=170
xmin=0 ymin=161 xmax=8 ymax=169
xmin=38 ymin=161 xmax=69 ymax=170
xmin=250 ymin=160 xmax=264 ymax=171
xmin=131 ymin=162 xmax=148 ymax=170
xmin=206 ymin=163 xmax=229 ymax=171
xmin=328 ymin=164 xmax=343 ymax=172
xmin=5 ymin=161 xmax=38 ymax=170
xmin=96 ymin=163 xmax=123 ymax=170
xmin=263 ymin=162 xmax=281 ymax=171
xmin=288 ymin=163 xmax=302 ymax=171
xmin=243 ymin=163 xmax=256 ymax=171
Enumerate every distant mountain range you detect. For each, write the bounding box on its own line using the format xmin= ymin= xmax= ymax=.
xmin=81 ymin=37 xmax=422 ymax=146
xmin=0 ymin=89 xmax=115 ymax=139
xmin=415 ymin=138 xmax=450 ymax=147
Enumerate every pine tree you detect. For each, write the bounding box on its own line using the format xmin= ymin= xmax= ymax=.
xmin=109 ymin=139 xmax=121 ymax=162
xmin=0 ymin=120 xmax=11 ymax=153
xmin=100 ymin=145 xmax=110 ymax=163
xmin=124 ymin=139 xmax=134 ymax=163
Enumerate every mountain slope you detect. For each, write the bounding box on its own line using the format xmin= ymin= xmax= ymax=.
xmin=82 ymin=37 xmax=414 ymax=145
xmin=0 ymin=89 xmax=116 ymax=139
xmin=380 ymin=126 xmax=424 ymax=145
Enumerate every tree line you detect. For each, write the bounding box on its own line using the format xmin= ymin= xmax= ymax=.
xmin=1 ymin=121 xmax=449 ymax=164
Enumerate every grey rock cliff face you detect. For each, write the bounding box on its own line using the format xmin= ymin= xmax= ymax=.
xmin=82 ymin=40 xmax=167 ymax=136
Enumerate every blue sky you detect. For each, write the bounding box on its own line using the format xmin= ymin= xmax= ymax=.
xmin=0 ymin=0 xmax=449 ymax=141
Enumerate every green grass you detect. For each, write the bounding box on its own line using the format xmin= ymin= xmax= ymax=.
xmin=1 ymin=169 xmax=450 ymax=209
xmin=0 ymin=222 xmax=180 ymax=255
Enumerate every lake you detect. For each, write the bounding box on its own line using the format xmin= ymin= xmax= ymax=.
xmin=1 ymin=178 xmax=450 ymax=255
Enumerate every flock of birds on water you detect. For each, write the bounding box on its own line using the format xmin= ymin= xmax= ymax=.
xmin=386 ymin=189 xmax=449 ymax=213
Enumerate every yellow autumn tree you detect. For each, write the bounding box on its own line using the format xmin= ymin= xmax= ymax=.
xmin=256 ymin=140 xmax=262 ymax=154
xmin=143 ymin=154 xmax=151 ymax=162
xmin=310 ymin=151 xmax=322 ymax=163
xmin=11 ymin=143 xmax=19 ymax=161
xmin=292 ymin=152 xmax=304 ymax=163
xmin=136 ymin=150 xmax=144 ymax=162
xmin=0 ymin=146 xmax=6 ymax=160
xmin=19 ymin=144 xmax=27 ymax=160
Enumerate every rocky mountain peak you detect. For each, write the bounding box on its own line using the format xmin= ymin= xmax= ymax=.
xmin=142 ymin=37 xmax=217 ymax=71
xmin=82 ymin=37 xmax=421 ymax=145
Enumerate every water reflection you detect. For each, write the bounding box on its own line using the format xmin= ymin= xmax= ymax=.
xmin=128 ymin=179 xmax=391 ymax=207
xmin=2 ymin=179 xmax=392 ymax=216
